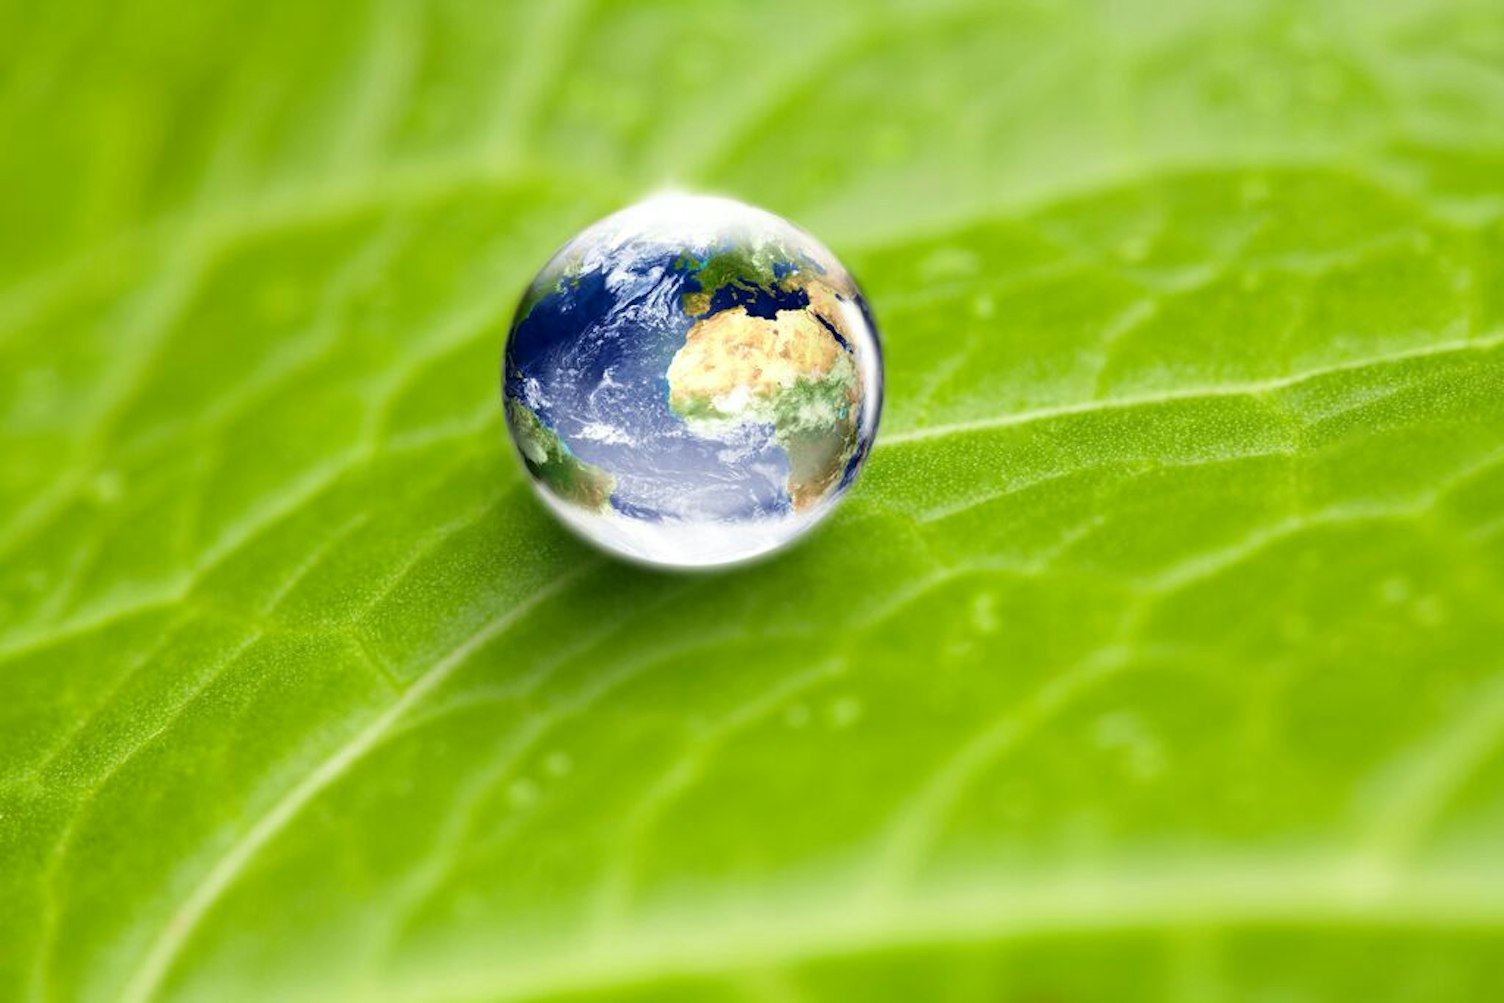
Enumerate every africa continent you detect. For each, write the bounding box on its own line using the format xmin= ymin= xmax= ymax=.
xmin=666 ymin=292 xmax=861 ymax=511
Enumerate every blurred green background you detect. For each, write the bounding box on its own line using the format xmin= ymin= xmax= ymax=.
xmin=4 ymin=1 xmax=1504 ymax=1001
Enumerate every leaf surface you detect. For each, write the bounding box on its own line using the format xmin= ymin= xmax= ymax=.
xmin=3 ymin=2 xmax=1504 ymax=1001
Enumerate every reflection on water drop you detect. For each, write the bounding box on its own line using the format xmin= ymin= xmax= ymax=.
xmin=503 ymin=194 xmax=883 ymax=569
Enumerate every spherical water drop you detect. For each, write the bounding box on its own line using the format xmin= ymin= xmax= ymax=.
xmin=503 ymin=194 xmax=883 ymax=568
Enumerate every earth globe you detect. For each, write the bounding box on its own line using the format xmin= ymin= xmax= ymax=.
xmin=502 ymin=194 xmax=883 ymax=568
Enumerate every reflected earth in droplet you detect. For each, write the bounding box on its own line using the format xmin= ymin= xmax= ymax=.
xmin=503 ymin=194 xmax=883 ymax=569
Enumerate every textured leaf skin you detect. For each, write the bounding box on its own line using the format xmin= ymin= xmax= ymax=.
xmin=3 ymin=2 xmax=1504 ymax=1001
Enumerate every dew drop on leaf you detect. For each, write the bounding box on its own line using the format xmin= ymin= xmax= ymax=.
xmin=503 ymin=194 xmax=883 ymax=568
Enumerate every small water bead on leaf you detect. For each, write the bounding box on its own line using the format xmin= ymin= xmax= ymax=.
xmin=502 ymin=194 xmax=883 ymax=568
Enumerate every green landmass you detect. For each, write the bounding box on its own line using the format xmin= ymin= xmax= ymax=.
xmin=766 ymin=369 xmax=855 ymax=433
xmin=506 ymin=399 xmax=616 ymax=511
xmin=778 ymin=421 xmax=855 ymax=510
xmin=682 ymin=241 xmax=789 ymax=316
xmin=513 ymin=252 xmax=583 ymax=326
xmin=671 ymin=392 xmax=731 ymax=424
xmin=766 ymin=371 xmax=859 ymax=508
xmin=669 ymin=336 xmax=859 ymax=512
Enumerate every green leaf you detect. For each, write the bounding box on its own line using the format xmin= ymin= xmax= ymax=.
xmin=4 ymin=2 xmax=1504 ymax=1001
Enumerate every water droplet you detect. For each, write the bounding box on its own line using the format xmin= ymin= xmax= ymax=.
xmin=945 ymin=637 xmax=976 ymax=660
xmin=1379 ymin=576 xmax=1412 ymax=604
xmin=503 ymin=194 xmax=883 ymax=569
xmin=1117 ymin=234 xmax=1151 ymax=263
xmin=508 ymin=779 xmax=538 ymax=808
xmin=828 ymin=696 xmax=863 ymax=729
xmin=89 ymin=470 xmax=123 ymax=505
xmin=919 ymin=246 xmax=979 ymax=280
xmin=1094 ymin=711 xmax=1165 ymax=782
xmin=970 ymin=591 xmax=999 ymax=634
xmin=1414 ymin=595 xmax=1447 ymax=626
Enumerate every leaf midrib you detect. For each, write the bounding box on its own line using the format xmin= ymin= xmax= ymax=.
xmin=5 ymin=328 xmax=1497 ymax=669
xmin=883 ymin=331 xmax=1504 ymax=445
xmin=374 ymin=863 xmax=1504 ymax=1003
